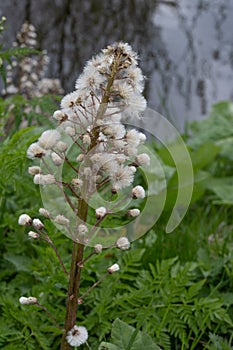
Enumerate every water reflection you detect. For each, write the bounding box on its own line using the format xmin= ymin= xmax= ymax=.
xmin=1 ymin=0 xmax=233 ymax=129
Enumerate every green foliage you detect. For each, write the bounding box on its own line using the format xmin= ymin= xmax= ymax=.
xmin=83 ymin=251 xmax=232 ymax=349
xmin=0 ymin=127 xmax=41 ymax=190
xmin=0 ymin=94 xmax=58 ymax=137
xmin=152 ymin=101 xmax=233 ymax=209
xmin=99 ymin=318 xmax=161 ymax=350
xmin=189 ymin=101 xmax=233 ymax=161
xmin=0 ymin=93 xmax=233 ymax=349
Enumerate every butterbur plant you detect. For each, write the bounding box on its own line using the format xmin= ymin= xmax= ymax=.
xmin=18 ymin=42 xmax=149 ymax=349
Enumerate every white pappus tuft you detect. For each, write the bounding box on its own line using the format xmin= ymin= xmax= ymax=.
xmin=136 ymin=153 xmax=150 ymax=166
xmin=66 ymin=325 xmax=88 ymax=347
xmin=27 ymin=143 xmax=45 ymax=159
xmin=116 ymin=237 xmax=130 ymax=250
xmin=38 ymin=129 xmax=61 ymax=150
xmin=28 ymin=166 xmax=42 ymax=175
xmin=33 ymin=174 xmax=56 ymax=185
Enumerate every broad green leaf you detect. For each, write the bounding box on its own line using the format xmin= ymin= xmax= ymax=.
xmin=205 ymin=177 xmax=233 ymax=205
xmin=102 ymin=318 xmax=161 ymax=350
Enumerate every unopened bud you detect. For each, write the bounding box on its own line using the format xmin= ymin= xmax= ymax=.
xmin=28 ymin=231 xmax=40 ymax=239
xmin=77 ymin=154 xmax=84 ymax=162
xmin=132 ymin=185 xmax=145 ymax=199
xmin=32 ymin=218 xmax=44 ymax=230
xmin=56 ymin=141 xmax=68 ymax=152
xmin=95 ymin=207 xmax=107 ymax=219
xmin=19 ymin=296 xmax=38 ymax=305
xmin=127 ymin=209 xmax=140 ymax=217
xmin=77 ymin=224 xmax=88 ymax=236
xmin=54 ymin=215 xmax=70 ymax=226
xmin=28 ymin=166 xmax=42 ymax=175
xmin=108 ymin=263 xmax=120 ymax=274
xmin=39 ymin=208 xmax=51 ymax=218
xmin=18 ymin=214 xmax=32 ymax=226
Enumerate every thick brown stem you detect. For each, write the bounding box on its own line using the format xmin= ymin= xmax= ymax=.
xmin=60 ymin=199 xmax=88 ymax=350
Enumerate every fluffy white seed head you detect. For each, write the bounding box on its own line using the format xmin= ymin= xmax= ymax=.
xmin=32 ymin=218 xmax=44 ymax=230
xmin=53 ymin=110 xmax=67 ymax=122
xmin=132 ymin=185 xmax=146 ymax=199
xmin=33 ymin=174 xmax=56 ymax=185
xmin=136 ymin=153 xmax=150 ymax=166
xmin=38 ymin=129 xmax=61 ymax=150
xmin=54 ymin=215 xmax=70 ymax=225
xmin=19 ymin=296 xmax=38 ymax=305
xmin=94 ymin=244 xmax=103 ymax=254
xmin=139 ymin=132 xmax=146 ymax=143
xmin=126 ymin=129 xmax=141 ymax=147
xmin=108 ymin=263 xmax=120 ymax=274
xmin=110 ymin=165 xmax=134 ymax=191
xmin=18 ymin=214 xmax=32 ymax=226
xmin=66 ymin=325 xmax=88 ymax=347
xmin=28 ymin=166 xmax=42 ymax=175
xmin=116 ymin=237 xmax=130 ymax=250
xmin=65 ymin=126 xmax=76 ymax=136
xmin=56 ymin=141 xmax=68 ymax=152
xmin=127 ymin=208 xmax=140 ymax=217
xmin=51 ymin=152 xmax=63 ymax=166
xmin=27 ymin=143 xmax=45 ymax=159
xmin=95 ymin=207 xmax=107 ymax=219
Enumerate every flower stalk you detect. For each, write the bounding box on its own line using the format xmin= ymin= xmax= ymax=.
xmin=20 ymin=42 xmax=149 ymax=349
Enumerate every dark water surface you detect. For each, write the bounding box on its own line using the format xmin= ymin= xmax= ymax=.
xmin=1 ymin=0 xmax=233 ymax=129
